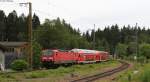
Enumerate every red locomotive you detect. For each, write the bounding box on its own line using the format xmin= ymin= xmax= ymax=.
xmin=41 ymin=49 xmax=109 ymax=68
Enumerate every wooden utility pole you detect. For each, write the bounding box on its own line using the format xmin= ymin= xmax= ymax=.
xmin=29 ymin=2 xmax=33 ymax=69
xmin=20 ymin=2 xmax=32 ymax=69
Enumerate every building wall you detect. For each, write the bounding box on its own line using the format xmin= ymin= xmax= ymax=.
xmin=4 ymin=47 xmax=27 ymax=68
xmin=0 ymin=50 xmax=5 ymax=70
xmin=5 ymin=52 xmax=18 ymax=68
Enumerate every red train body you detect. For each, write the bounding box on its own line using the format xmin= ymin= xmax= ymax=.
xmin=41 ymin=49 xmax=109 ymax=67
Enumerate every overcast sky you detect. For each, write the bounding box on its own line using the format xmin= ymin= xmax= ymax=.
xmin=0 ymin=0 xmax=150 ymax=32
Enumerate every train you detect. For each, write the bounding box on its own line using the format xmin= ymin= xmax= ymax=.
xmin=41 ymin=49 xmax=109 ymax=68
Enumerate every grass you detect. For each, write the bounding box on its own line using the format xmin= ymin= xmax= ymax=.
xmin=0 ymin=60 xmax=120 ymax=82
xmin=140 ymin=69 xmax=150 ymax=82
xmin=113 ymin=61 xmax=150 ymax=82
xmin=25 ymin=72 xmax=49 ymax=79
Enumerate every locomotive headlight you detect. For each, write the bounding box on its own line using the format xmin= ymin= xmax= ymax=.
xmin=48 ymin=57 xmax=53 ymax=60
xmin=42 ymin=57 xmax=47 ymax=59
xmin=83 ymin=55 xmax=86 ymax=59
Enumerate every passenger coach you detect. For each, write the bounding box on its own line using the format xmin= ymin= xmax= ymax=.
xmin=41 ymin=49 xmax=109 ymax=68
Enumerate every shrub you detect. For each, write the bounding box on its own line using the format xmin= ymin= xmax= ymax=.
xmin=139 ymin=43 xmax=150 ymax=59
xmin=11 ymin=59 xmax=28 ymax=71
xmin=32 ymin=41 xmax=42 ymax=69
xmin=141 ymin=69 xmax=150 ymax=82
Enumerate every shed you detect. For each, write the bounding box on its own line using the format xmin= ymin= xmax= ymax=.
xmin=0 ymin=42 xmax=28 ymax=68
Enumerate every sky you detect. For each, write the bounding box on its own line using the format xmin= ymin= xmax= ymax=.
xmin=0 ymin=0 xmax=150 ymax=32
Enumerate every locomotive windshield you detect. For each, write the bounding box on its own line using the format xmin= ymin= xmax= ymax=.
xmin=42 ymin=49 xmax=53 ymax=56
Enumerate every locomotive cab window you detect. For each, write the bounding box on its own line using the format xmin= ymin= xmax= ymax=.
xmin=42 ymin=50 xmax=53 ymax=56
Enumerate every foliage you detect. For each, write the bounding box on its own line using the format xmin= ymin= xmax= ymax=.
xmin=84 ymin=25 xmax=150 ymax=57
xmin=127 ymin=42 xmax=137 ymax=55
xmin=141 ymin=70 xmax=150 ymax=82
xmin=32 ymin=13 xmax=40 ymax=30
xmin=0 ymin=10 xmax=39 ymax=41
xmin=137 ymin=56 xmax=146 ymax=64
xmin=6 ymin=10 xmax=18 ymax=41
xmin=139 ymin=43 xmax=150 ymax=59
xmin=2 ymin=10 xmax=150 ymax=59
xmin=11 ymin=59 xmax=28 ymax=71
xmin=116 ymin=43 xmax=128 ymax=58
xmin=32 ymin=41 xmax=42 ymax=69
xmin=35 ymin=18 xmax=91 ymax=49
xmin=0 ymin=10 xmax=6 ymax=41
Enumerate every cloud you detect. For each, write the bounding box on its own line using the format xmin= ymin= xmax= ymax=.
xmin=0 ymin=0 xmax=150 ymax=32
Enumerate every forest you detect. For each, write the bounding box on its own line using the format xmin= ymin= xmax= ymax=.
xmin=1 ymin=10 xmax=150 ymax=60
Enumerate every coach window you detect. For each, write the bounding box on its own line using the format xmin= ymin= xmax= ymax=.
xmin=79 ymin=54 xmax=81 ymax=57
xmin=56 ymin=52 xmax=58 ymax=55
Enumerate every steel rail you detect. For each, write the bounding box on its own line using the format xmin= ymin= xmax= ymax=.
xmin=71 ymin=61 xmax=130 ymax=82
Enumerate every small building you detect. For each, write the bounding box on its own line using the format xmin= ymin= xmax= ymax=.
xmin=0 ymin=44 xmax=7 ymax=71
xmin=0 ymin=42 xmax=28 ymax=69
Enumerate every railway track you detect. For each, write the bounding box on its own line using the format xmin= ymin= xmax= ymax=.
xmin=71 ymin=60 xmax=130 ymax=82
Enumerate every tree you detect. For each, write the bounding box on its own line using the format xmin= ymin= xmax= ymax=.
xmin=116 ymin=43 xmax=128 ymax=58
xmin=127 ymin=42 xmax=137 ymax=56
xmin=85 ymin=31 xmax=91 ymax=42
xmin=32 ymin=13 xmax=40 ymax=30
xmin=36 ymin=18 xmax=91 ymax=49
xmin=139 ymin=43 xmax=150 ymax=59
xmin=109 ymin=24 xmax=120 ymax=54
xmin=17 ymin=14 xmax=28 ymax=41
xmin=6 ymin=10 xmax=18 ymax=41
xmin=32 ymin=41 xmax=42 ymax=69
xmin=0 ymin=10 xmax=6 ymax=41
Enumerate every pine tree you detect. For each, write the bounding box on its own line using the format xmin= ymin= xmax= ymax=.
xmin=6 ymin=10 xmax=18 ymax=41
xmin=32 ymin=13 xmax=40 ymax=30
xmin=0 ymin=10 xmax=6 ymax=41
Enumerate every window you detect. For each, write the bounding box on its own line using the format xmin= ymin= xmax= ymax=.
xmin=42 ymin=50 xmax=53 ymax=56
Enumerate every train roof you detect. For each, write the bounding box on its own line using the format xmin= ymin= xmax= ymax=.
xmin=71 ymin=49 xmax=107 ymax=54
xmin=42 ymin=48 xmax=108 ymax=54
